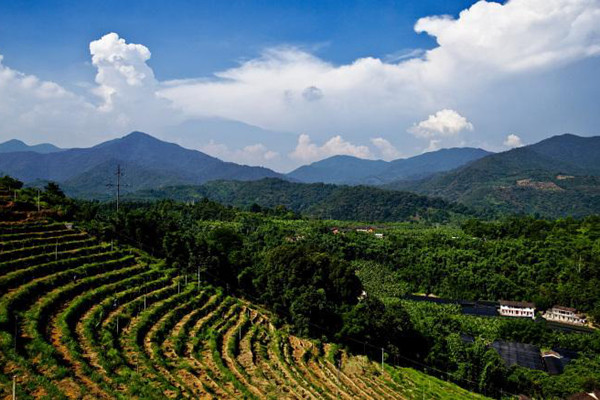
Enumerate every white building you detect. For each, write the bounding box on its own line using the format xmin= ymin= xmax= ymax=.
xmin=499 ymin=300 xmax=536 ymax=319
xmin=543 ymin=306 xmax=587 ymax=326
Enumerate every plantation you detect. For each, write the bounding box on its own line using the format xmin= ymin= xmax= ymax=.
xmin=0 ymin=186 xmax=484 ymax=399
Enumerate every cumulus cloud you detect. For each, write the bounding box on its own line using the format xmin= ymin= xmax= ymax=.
xmin=408 ymin=109 xmax=474 ymax=138
xmin=89 ymin=33 xmax=155 ymax=109
xmin=289 ymin=134 xmax=373 ymax=163
xmin=2 ymin=0 xmax=600 ymax=166
xmin=504 ymin=133 xmax=524 ymax=148
xmin=89 ymin=33 xmax=179 ymax=130
xmin=199 ymin=141 xmax=280 ymax=166
xmin=370 ymin=137 xmax=403 ymax=160
xmin=160 ymin=0 xmax=600 ymax=135
xmin=415 ymin=0 xmax=600 ymax=75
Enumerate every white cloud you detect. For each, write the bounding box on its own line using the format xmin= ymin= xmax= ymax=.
xmin=408 ymin=109 xmax=474 ymax=138
xmin=89 ymin=33 xmax=179 ymax=131
xmin=160 ymin=0 xmax=600 ymax=135
xmin=89 ymin=32 xmax=155 ymax=109
xmin=415 ymin=0 xmax=600 ymax=75
xmin=504 ymin=133 xmax=524 ymax=148
xmin=425 ymin=139 xmax=442 ymax=152
xmin=0 ymin=54 xmax=99 ymax=145
xmin=199 ymin=140 xmax=279 ymax=166
xmin=370 ymin=137 xmax=403 ymax=160
xmin=289 ymin=134 xmax=373 ymax=163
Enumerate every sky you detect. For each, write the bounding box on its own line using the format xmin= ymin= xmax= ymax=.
xmin=1 ymin=0 xmax=599 ymax=172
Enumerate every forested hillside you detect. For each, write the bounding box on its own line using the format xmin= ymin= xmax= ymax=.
xmin=0 ymin=177 xmax=486 ymax=399
xmin=79 ymin=195 xmax=600 ymax=399
xmin=129 ymin=178 xmax=473 ymax=222
xmin=386 ymin=134 xmax=600 ymax=217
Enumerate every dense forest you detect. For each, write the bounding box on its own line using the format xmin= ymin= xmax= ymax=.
xmin=69 ymin=191 xmax=600 ymax=399
xmin=127 ymin=178 xmax=475 ymax=222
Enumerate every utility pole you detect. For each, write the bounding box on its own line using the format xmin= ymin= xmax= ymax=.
xmin=36 ymin=189 xmax=40 ymax=212
xmin=12 ymin=375 xmax=16 ymax=400
xmin=381 ymin=348 xmax=384 ymax=373
xmin=106 ymin=164 xmax=125 ymax=216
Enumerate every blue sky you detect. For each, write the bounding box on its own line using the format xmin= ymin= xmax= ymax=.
xmin=1 ymin=0 xmax=599 ymax=171
xmin=0 ymin=0 xmax=475 ymax=81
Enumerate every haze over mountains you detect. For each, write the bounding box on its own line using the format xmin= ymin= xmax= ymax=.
xmin=0 ymin=131 xmax=493 ymax=196
xmin=288 ymin=147 xmax=492 ymax=185
xmin=0 ymin=131 xmax=599 ymax=218
xmin=0 ymin=132 xmax=283 ymax=196
xmin=0 ymin=139 xmax=63 ymax=154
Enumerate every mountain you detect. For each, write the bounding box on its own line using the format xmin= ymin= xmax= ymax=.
xmin=287 ymin=147 xmax=492 ymax=185
xmin=0 ymin=131 xmax=284 ymax=196
xmin=287 ymin=155 xmax=389 ymax=184
xmin=128 ymin=178 xmax=473 ymax=222
xmin=385 ymin=134 xmax=600 ymax=217
xmin=0 ymin=139 xmax=63 ymax=154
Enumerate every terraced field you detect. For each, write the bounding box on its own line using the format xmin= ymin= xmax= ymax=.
xmin=0 ymin=205 xmax=485 ymax=399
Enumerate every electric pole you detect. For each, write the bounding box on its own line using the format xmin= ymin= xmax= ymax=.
xmin=381 ymin=348 xmax=384 ymax=373
xmin=106 ymin=164 xmax=125 ymax=216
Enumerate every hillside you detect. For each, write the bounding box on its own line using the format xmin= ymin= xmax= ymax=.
xmin=0 ymin=132 xmax=284 ymax=195
xmin=0 ymin=139 xmax=63 ymax=154
xmin=287 ymin=148 xmax=491 ymax=185
xmin=0 ymin=190 xmax=486 ymax=399
xmin=130 ymin=178 xmax=472 ymax=222
xmin=386 ymin=134 xmax=600 ymax=217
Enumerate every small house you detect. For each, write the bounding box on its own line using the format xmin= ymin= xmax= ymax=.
xmin=543 ymin=306 xmax=587 ymax=326
xmin=499 ymin=300 xmax=536 ymax=319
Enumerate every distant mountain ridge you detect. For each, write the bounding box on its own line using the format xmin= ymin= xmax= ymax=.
xmin=0 ymin=139 xmax=63 ymax=154
xmin=0 ymin=131 xmax=284 ymax=196
xmin=385 ymin=133 xmax=600 ymax=217
xmin=287 ymin=147 xmax=492 ymax=184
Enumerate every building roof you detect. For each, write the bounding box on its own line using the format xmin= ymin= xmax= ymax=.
xmin=552 ymin=305 xmax=577 ymax=313
xmin=500 ymin=300 xmax=535 ymax=308
xmin=568 ymin=391 xmax=600 ymax=400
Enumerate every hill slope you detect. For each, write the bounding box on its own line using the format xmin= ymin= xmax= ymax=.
xmin=386 ymin=134 xmax=600 ymax=217
xmin=0 ymin=139 xmax=63 ymax=154
xmin=0 ymin=200 xmax=486 ymax=399
xmin=130 ymin=178 xmax=472 ymax=222
xmin=0 ymin=132 xmax=283 ymax=195
xmin=287 ymin=147 xmax=491 ymax=185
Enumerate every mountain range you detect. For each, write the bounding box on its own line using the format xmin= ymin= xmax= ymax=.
xmin=385 ymin=134 xmax=600 ymax=217
xmin=0 ymin=139 xmax=63 ymax=154
xmin=288 ymin=147 xmax=492 ymax=184
xmin=0 ymin=132 xmax=283 ymax=197
xmin=0 ymin=131 xmax=599 ymax=218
